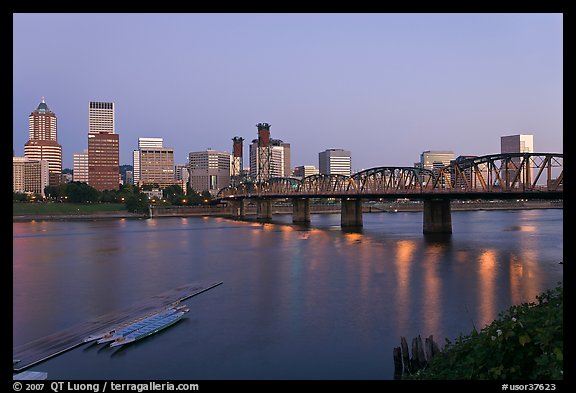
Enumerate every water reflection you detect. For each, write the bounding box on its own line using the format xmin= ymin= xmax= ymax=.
xmin=12 ymin=210 xmax=563 ymax=379
xmin=477 ymin=249 xmax=498 ymax=328
xmin=394 ymin=240 xmax=417 ymax=333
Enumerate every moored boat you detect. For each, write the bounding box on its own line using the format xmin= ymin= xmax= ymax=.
xmin=83 ymin=303 xmax=187 ymax=343
xmin=109 ymin=308 xmax=188 ymax=348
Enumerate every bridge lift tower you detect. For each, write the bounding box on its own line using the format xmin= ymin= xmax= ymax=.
xmin=231 ymin=136 xmax=244 ymax=187
xmin=256 ymin=123 xmax=272 ymax=184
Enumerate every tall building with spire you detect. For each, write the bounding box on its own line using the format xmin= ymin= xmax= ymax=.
xmin=23 ymin=97 xmax=62 ymax=186
xmin=87 ymin=101 xmax=119 ymax=191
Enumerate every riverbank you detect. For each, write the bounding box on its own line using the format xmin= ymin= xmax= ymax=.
xmin=13 ymin=200 xmax=562 ymax=222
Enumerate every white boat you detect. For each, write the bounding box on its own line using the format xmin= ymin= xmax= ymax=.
xmin=97 ymin=307 xmax=186 ymax=344
xmin=83 ymin=303 xmax=187 ymax=343
xmin=110 ymin=309 xmax=188 ymax=348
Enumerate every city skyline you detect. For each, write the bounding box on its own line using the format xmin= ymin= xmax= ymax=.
xmin=13 ymin=13 xmax=563 ymax=171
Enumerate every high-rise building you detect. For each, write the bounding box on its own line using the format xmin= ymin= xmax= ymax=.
xmin=250 ymin=138 xmax=291 ymax=180
xmin=132 ymin=138 xmax=175 ymax=188
xmin=73 ymin=149 xmax=89 ymax=183
xmin=88 ymin=101 xmax=115 ymax=134
xmin=501 ymin=134 xmax=534 ymax=187
xmin=188 ymin=149 xmax=231 ymax=195
xmin=87 ymin=101 xmax=119 ymax=191
xmin=501 ymin=134 xmax=534 ymax=154
xmin=13 ymin=157 xmax=50 ymax=197
xmin=23 ymin=98 xmax=62 ymax=186
xmin=319 ymin=149 xmax=352 ymax=176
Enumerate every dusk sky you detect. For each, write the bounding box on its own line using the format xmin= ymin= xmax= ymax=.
xmin=13 ymin=13 xmax=563 ymax=171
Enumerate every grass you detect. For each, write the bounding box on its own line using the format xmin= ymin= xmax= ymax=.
xmin=13 ymin=202 xmax=127 ymax=215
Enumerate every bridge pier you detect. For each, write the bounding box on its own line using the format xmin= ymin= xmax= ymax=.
xmin=256 ymin=199 xmax=272 ymax=221
xmin=423 ymin=199 xmax=452 ymax=234
xmin=292 ymin=198 xmax=310 ymax=224
xmin=229 ymin=200 xmax=245 ymax=218
xmin=341 ymin=198 xmax=363 ymax=227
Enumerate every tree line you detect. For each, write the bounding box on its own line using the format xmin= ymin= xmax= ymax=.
xmin=13 ymin=182 xmax=213 ymax=214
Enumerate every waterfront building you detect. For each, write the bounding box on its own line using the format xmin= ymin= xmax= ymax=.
xmin=293 ymin=165 xmax=319 ymax=179
xmin=249 ymin=138 xmax=291 ymax=180
xmin=13 ymin=157 xmax=49 ymax=197
xmin=138 ymin=140 xmax=175 ymax=188
xmin=23 ymin=98 xmax=62 ymax=186
xmin=87 ymin=101 xmax=119 ymax=191
xmin=318 ymin=149 xmax=352 ymax=176
xmin=501 ymin=134 xmax=534 ymax=187
xmin=73 ymin=149 xmax=89 ymax=183
xmin=188 ymin=149 xmax=231 ymax=195
xmin=419 ymin=150 xmax=454 ymax=187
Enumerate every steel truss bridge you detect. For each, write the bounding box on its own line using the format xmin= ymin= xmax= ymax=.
xmin=215 ymin=153 xmax=563 ymax=233
xmin=217 ymin=153 xmax=562 ymax=199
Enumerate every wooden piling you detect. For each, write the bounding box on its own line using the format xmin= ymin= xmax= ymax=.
xmin=393 ymin=334 xmax=442 ymax=378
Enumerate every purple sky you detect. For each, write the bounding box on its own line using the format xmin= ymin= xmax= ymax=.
xmin=13 ymin=13 xmax=563 ymax=172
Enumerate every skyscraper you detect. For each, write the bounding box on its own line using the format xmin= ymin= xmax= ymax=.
xmin=88 ymin=101 xmax=119 ymax=191
xmin=319 ymin=149 xmax=352 ymax=176
xmin=250 ymin=138 xmax=291 ymax=179
xmin=188 ymin=149 xmax=231 ymax=195
xmin=23 ymin=98 xmax=62 ymax=186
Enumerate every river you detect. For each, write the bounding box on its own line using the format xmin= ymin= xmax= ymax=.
xmin=13 ymin=209 xmax=563 ymax=380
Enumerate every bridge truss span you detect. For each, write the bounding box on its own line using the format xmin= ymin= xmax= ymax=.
xmin=434 ymin=153 xmax=563 ymax=192
xmin=216 ymin=152 xmax=562 ymax=200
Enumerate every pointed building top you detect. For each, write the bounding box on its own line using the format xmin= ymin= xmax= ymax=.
xmin=34 ymin=97 xmax=52 ymax=114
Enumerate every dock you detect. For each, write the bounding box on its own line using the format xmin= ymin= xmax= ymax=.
xmin=13 ymin=281 xmax=222 ymax=372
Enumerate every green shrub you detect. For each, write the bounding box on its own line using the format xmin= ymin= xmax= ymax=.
xmin=407 ymin=283 xmax=563 ymax=380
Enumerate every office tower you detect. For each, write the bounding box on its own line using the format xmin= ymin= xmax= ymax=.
xmin=23 ymin=98 xmax=62 ymax=186
xmin=319 ymin=149 xmax=352 ymax=176
xmin=419 ymin=150 xmax=454 ymax=173
xmin=138 ymin=138 xmax=175 ymax=188
xmin=13 ymin=156 xmax=50 ymax=197
xmin=188 ymin=149 xmax=231 ymax=195
xmin=419 ymin=150 xmax=454 ymax=188
xmin=501 ymin=134 xmax=534 ymax=154
xmin=133 ymin=137 xmax=164 ymax=186
xmin=293 ymin=165 xmax=319 ymax=179
xmin=87 ymin=101 xmax=119 ymax=191
xmin=501 ymin=134 xmax=534 ymax=187
xmin=88 ymin=101 xmax=115 ymax=134
xmin=73 ymin=149 xmax=89 ymax=183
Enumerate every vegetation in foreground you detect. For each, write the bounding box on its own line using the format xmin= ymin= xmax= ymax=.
xmin=405 ymin=283 xmax=563 ymax=380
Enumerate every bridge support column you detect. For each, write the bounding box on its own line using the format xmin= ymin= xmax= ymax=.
xmin=256 ymin=199 xmax=272 ymax=221
xmin=423 ymin=199 xmax=452 ymax=234
xmin=229 ymin=200 xmax=245 ymax=218
xmin=292 ymin=198 xmax=310 ymax=224
xmin=341 ymin=198 xmax=363 ymax=227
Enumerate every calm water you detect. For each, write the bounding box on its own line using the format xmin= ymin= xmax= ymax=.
xmin=13 ymin=209 xmax=563 ymax=380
